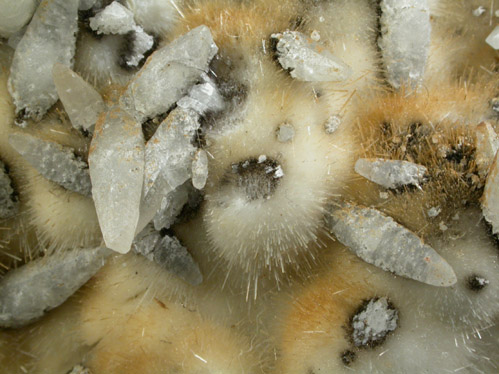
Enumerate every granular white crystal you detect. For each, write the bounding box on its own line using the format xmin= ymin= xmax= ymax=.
xmin=9 ymin=133 xmax=92 ymax=196
xmin=472 ymin=6 xmax=486 ymax=17
xmin=274 ymin=165 xmax=284 ymax=179
xmin=123 ymin=26 xmax=155 ymax=68
xmin=486 ymin=25 xmax=499 ymax=49
xmin=351 ymin=297 xmax=398 ymax=347
xmin=192 ymin=149 xmax=208 ymax=190
xmin=271 ymin=31 xmax=352 ymax=82
xmin=8 ymin=0 xmax=79 ymax=120
xmin=177 ymin=77 xmax=225 ymax=115
xmin=120 ymin=25 xmax=218 ymax=123
xmin=0 ymin=0 xmax=37 ymax=38
xmin=258 ymin=155 xmax=267 ymax=163
xmin=89 ymin=1 xmax=136 ymax=35
xmin=0 ymin=161 xmax=18 ymax=219
xmin=153 ymin=183 xmax=190 ymax=230
xmin=0 ymin=247 xmax=110 ymax=328
xmin=482 ymin=153 xmax=499 ymax=235
xmin=427 ymin=207 xmax=441 ymax=218
xmin=324 ymin=115 xmax=341 ymax=134
xmin=89 ymin=107 xmax=145 ymax=254
xmin=276 ymin=123 xmax=295 ymax=143
xmin=355 ymin=158 xmax=427 ymax=189
xmin=325 ymin=202 xmax=457 ymax=287
xmin=52 ymin=63 xmax=106 ymax=134
xmin=379 ymin=0 xmax=431 ymax=89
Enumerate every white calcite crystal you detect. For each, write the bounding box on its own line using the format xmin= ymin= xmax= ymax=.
xmin=9 ymin=133 xmax=92 ymax=196
xmin=475 ymin=122 xmax=499 ymax=172
xmin=270 ymin=31 xmax=352 ymax=82
xmin=177 ymin=77 xmax=225 ymax=115
xmin=123 ymin=26 xmax=155 ymax=68
xmin=355 ymin=158 xmax=427 ymax=189
xmin=89 ymin=1 xmax=136 ymax=35
xmin=192 ymin=149 xmax=208 ymax=190
xmin=52 ymin=63 xmax=106 ymax=134
xmin=0 ymin=161 xmax=19 ymax=219
xmin=0 ymin=247 xmax=110 ymax=328
xmin=482 ymin=153 xmax=499 ymax=235
xmin=132 ymin=224 xmax=161 ymax=261
xmin=0 ymin=0 xmax=37 ymax=38
xmin=89 ymin=107 xmax=145 ymax=254
xmin=8 ymin=0 xmax=79 ymax=120
xmin=120 ymin=25 xmax=218 ymax=122
xmin=124 ymin=0 xmax=179 ymax=34
xmin=351 ymin=297 xmax=398 ymax=347
xmin=379 ymin=0 xmax=431 ymax=89
xmin=486 ymin=25 xmax=499 ymax=49
xmin=153 ymin=183 xmax=190 ymax=230
xmin=276 ymin=123 xmax=295 ymax=143
xmin=325 ymin=202 xmax=457 ymax=287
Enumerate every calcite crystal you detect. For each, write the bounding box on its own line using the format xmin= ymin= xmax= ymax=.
xmin=0 ymin=161 xmax=18 ymax=219
xmin=153 ymin=183 xmax=190 ymax=230
xmin=52 ymin=63 xmax=106 ymax=134
xmin=276 ymin=123 xmax=295 ymax=143
xmin=482 ymin=153 xmax=499 ymax=235
xmin=475 ymin=122 xmax=499 ymax=172
xmin=192 ymin=149 xmax=208 ymax=190
xmin=486 ymin=25 xmax=499 ymax=50
xmin=177 ymin=78 xmax=225 ymax=115
xmin=379 ymin=0 xmax=431 ymax=89
xmin=0 ymin=0 xmax=37 ymax=38
xmin=89 ymin=107 xmax=145 ymax=254
xmin=270 ymin=31 xmax=352 ymax=82
xmin=89 ymin=2 xmax=136 ymax=35
xmin=8 ymin=0 xmax=79 ymax=120
xmin=0 ymin=247 xmax=110 ymax=328
xmin=325 ymin=202 xmax=457 ymax=287
xmin=8 ymin=133 xmax=92 ymax=196
xmin=354 ymin=158 xmax=427 ymax=189
xmin=120 ymin=25 xmax=218 ymax=122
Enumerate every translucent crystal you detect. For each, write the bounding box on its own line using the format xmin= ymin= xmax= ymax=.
xmin=122 ymin=26 xmax=155 ymax=68
xmin=0 ymin=161 xmax=19 ymax=219
xmin=486 ymin=25 xmax=499 ymax=49
xmin=0 ymin=0 xmax=37 ymax=38
xmin=192 ymin=149 xmax=208 ymax=190
xmin=120 ymin=25 xmax=218 ymax=122
xmin=276 ymin=123 xmax=295 ymax=143
xmin=153 ymin=182 xmax=190 ymax=230
xmin=482 ymin=153 xmax=499 ymax=235
xmin=132 ymin=224 xmax=161 ymax=261
xmin=0 ymin=247 xmax=110 ymax=328
xmin=177 ymin=77 xmax=225 ymax=115
xmin=475 ymin=122 xmax=499 ymax=172
xmin=89 ymin=1 xmax=136 ymax=35
xmin=354 ymin=158 xmax=427 ymax=189
xmin=89 ymin=107 xmax=145 ymax=254
xmin=379 ymin=0 xmax=431 ymax=89
xmin=8 ymin=0 xmax=79 ymax=120
xmin=8 ymin=133 xmax=92 ymax=196
xmin=52 ymin=63 xmax=106 ymax=134
xmin=325 ymin=202 xmax=457 ymax=287
xmin=271 ymin=31 xmax=352 ymax=82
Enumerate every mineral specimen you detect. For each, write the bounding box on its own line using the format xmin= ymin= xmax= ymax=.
xmin=177 ymin=77 xmax=225 ymax=115
xmin=276 ymin=123 xmax=295 ymax=143
xmin=0 ymin=161 xmax=18 ymax=219
xmin=486 ymin=25 xmax=499 ymax=50
xmin=325 ymin=202 xmax=457 ymax=287
xmin=324 ymin=115 xmax=341 ymax=134
xmin=191 ymin=149 xmax=208 ymax=190
xmin=0 ymin=0 xmax=37 ymax=38
xmin=475 ymin=122 xmax=499 ymax=172
xmin=354 ymin=158 xmax=427 ymax=189
xmin=89 ymin=2 xmax=136 ymax=35
xmin=482 ymin=153 xmax=499 ymax=235
xmin=153 ymin=183 xmax=190 ymax=230
xmin=0 ymin=247 xmax=110 ymax=328
xmin=8 ymin=133 xmax=92 ymax=196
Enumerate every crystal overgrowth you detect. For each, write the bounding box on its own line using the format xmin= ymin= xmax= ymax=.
xmin=325 ymin=202 xmax=457 ymax=287
xmin=89 ymin=107 xmax=145 ymax=254
xmin=379 ymin=0 xmax=431 ymax=89
xmin=120 ymin=25 xmax=218 ymax=122
xmin=0 ymin=161 xmax=18 ymax=219
xmin=8 ymin=0 xmax=79 ymax=120
xmin=271 ymin=31 xmax=352 ymax=82
xmin=354 ymin=158 xmax=427 ymax=189
xmin=89 ymin=1 xmax=136 ymax=35
xmin=0 ymin=247 xmax=110 ymax=328
xmin=8 ymin=133 xmax=92 ymax=196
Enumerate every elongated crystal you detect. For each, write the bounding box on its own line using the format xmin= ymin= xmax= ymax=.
xmin=153 ymin=182 xmax=190 ymax=230
xmin=355 ymin=158 xmax=427 ymax=189
xmin=192 ymin=149 xmax=208 ymax=190
xmin=482 ymin=153 xmax=499 ymax=235
xmin=475 ymin=122 xmax=499 ymax=172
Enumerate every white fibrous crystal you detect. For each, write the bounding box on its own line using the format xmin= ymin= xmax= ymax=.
xmin=427 ymin=207 xmax=441 ymax=218
xmin=177 ymin=77 xmax=225 ymax=115
xmin=52 ymin=63 xmax=106 ymax=134
xmin=0 ymin=247 xmax=110 ymax=328
xmin=271 ymin=31 xmax=352 ymax=82
xmin=89 ymin=107 xmax=145 ymax=254
xmin=475 ymin=122 xmax=499 ymax=172
xmin=482 ymin=153 xmax=499 ymax=235
xmin=120 ymin=25 xmax=218 ymax=122
xmin=0 ymin=0 xmax=37 ymax=38
xmin=8 ymin=133 xmax=92 ymax=196
xmin=67 ymin=365 xmax=91 ymax=374
xmin=354 ymin=158 xmax=427 ymax=189
xmin=89 ymin=1 xmax=136 ymax=35
xmin=325 ymin=202 xmax=457 ymax=287
xmin=0 ymin=161 xmax=19 ymax=219
xmin=351 ymin=297 xmax=398 ymax=347
xmin=276 ymin=123 xmax=295 ymax=143
xmin=123 ymin=26 xmax=155 ymax=68
xmin=379 ymin=0 xmax=431 ymax=89
xmin=324 ymin=115 xmax=341 ymax=134
xmin=486 ymin=25 xmax=499 ymax=49
xmin=153 ymin=183 xmax=190 ymax=230
xmin=192 ymin=149 xmax=209 ymax=190
xmin=8 ymin=0 xmax=79 ymax=120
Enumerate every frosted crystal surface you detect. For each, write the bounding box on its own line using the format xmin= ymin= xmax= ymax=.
xmin=0 ymin=247 xmax=110 ymax=328
xmin=324 ymin=115 xmax=341 ymax=134
xmin=120 ymin=25 xmax=218 ymax=122
xmin=355 ymin=158 xmax=427 ymax=189
xmin=0 ymin=0 xmax=37 ymax=38
xmin=8 ymin=0 xmax=79 ymax=120
xmin=475 ymin=122 xmax=499 ymax=171
xmin=276 ymin=123 xmax=295 ymax=143
xmin=351 ymin=297 xmax=398 ymax=347
xmin=123 ymin=26 xmax=155 ymax=68
xmin=379 ymin=0 xmax=430 ymax=89
xmin=482 ymin=154 xmax=499 ymax=235
xmin=0 ymin=161 xmax=18 ymax=219
xmin=177 ymin=78 xmax=225 ymax=115
xmin=153 ymin=182 xmax=190 ymax=230
xmin=9 ymin=133 xmax=92 ymax=196
xmin=192 ymin=149 xmax=208 ymax=190
xmin=89 ymin=107 xmax=145 ymax=254
xmin=52 ymin=63 xmax=106 ymax=134
xmin=486 ymin=25 xmax=499 ymax=49
xmin=325 ymin=202 xmax=457 ymax=287
xmin=271 ymin=31 xmax=352 ymax=82
xmin=89 ymin=2 xmax=136 ymax=35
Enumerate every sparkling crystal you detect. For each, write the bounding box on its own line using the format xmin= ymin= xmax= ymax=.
xmin=0 ymin=161 xmax=19 ymax=219
xmin=192 ymin=149 xmax=208 ymax=190
xmin=52 ymin=63 xmax=106 ymax=134
xmin=276 ymin=123 xmax=295 ymax=143
xmin=354 ymin=158 xmax=427 ymax=189
xmin=379 ymin=0 xmax=431 ymax=89
xmin=482 ymin=153 xmax=499 ymax=235
xmin=0 ymin=0 xmax=37 ymax=38
xmin=270 ymin=31 xmax=352 ymax=82
xmin=177 ymin=76 xmax=225 ymax=115
xmin=120 ymin=25 xmax=218 ymax=122
xmin=89 ymin=1 xmax=136 ymax=35
xmin=8 ymin=0 xmax=79 ymax=120
xmin=0 ymin=247 xmax=110 ymax=328
xmin=325 ymin=202 xmax=457 ymax=287
xmin=8 ymin=133 xmax=92 ymax=196
xmin=153 ymin=182 xmax=190 ymax=230
xmin=486 ymin=25 xmax=499 ymax=49
xmin=89 ymin=107 xmax=145 ymax=254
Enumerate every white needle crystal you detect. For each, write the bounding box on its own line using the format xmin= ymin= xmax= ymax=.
xmin=482 ymin=153 xmax=499 ymax=235
xmin=355 ymin=158 xmax=427 ymax=189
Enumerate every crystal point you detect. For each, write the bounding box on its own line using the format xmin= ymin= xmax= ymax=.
xmin=355 ymin=158 xmax=427 ymax=189
xmin=192 ymin=149 xmax=208 ymax=190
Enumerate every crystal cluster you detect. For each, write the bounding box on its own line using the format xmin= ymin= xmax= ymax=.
xmin=355 ymin=158 xmax=427 ymax=189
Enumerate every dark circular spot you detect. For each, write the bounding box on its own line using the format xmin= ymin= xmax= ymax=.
xmin=467 ymin=274 xmax=489 ymax=292
xmin=341 ymin=350 xmax=356 ymax=366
